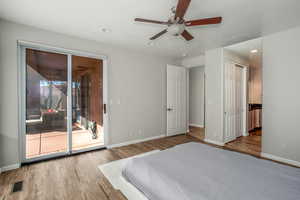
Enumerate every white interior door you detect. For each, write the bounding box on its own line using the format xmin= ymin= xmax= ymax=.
xmin=167 ymin=65 xmax=187 ymax=136
xmin=224 ymin=62 xmax=246 ymax=143
xmin=235 ymin=66 xmax=244 ymax=137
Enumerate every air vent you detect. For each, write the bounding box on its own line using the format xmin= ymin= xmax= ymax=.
xmin=12 ymin=181 xmax=23 ymax=193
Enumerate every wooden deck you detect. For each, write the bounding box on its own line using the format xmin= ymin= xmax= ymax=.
xmin=26 ymin=129 xmax=104 ymax=158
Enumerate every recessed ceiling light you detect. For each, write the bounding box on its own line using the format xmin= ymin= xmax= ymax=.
xmin=251 ymin=49 xmax=258 ymax=53
xmin=100 ymin=27 xmax=111 ymax=33
xmin=182 ymin=53 xmax=187 ymax=57
xmin=147 ymin=41 xmax=154 ymax=46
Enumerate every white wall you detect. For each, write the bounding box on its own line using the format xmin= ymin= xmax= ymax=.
xmin=262 ymin=26 xmax=300 ymax=163
xmin=0 ymin=20 xmax=176 ymax=168
xmin=183 ymin=26 xmax=300 ymax=164
xmin=223 ymin=50 xmax=250 ymax=67
xmin=189 ymin=67 xmax=205 ymax=127
xmin=248 ymin=53 xmax=262 ymax=104
xmin=181 ymin=55 xmax=205 ymax=68
xmin=204 ymin=48 xmax=224 ymax=144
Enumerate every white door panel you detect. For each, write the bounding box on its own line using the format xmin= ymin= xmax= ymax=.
xmin=167 ymin=65 xmax=187 ymax=136
xmin=224 ymin=62 xmax=246 ymax=143
xmin=235 ymin=67 xmax=244 ymax=137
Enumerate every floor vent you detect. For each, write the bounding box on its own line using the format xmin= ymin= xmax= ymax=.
xmin=12 ymin=181 xmax=23 ymax=193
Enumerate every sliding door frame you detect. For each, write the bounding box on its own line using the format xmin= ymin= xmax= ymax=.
xmin=17 ymin=40 xmax=109 ymax=163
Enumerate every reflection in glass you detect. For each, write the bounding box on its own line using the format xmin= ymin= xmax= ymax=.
xmin=72 ymin=55 xmax=104 ymax=150
xmin=25 ymin=49 xmax=68 ymax=158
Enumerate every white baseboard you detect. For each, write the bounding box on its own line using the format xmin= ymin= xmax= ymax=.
xmin=261 ymin=153 xmax=300 ymax=167
xmin=243 ymin=132 xmax=249 ymax=136
xmin=204 ymin=139 xmax=225 ymax=146
xmin=0 ymin=163 xmax=20 ymax=173
xmin=189 ymin=124 xmax=204 ymax=128
xmin=107 ymin=134 xmax=165 ymax=149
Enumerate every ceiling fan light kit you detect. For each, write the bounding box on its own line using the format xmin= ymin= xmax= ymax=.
xmin=168 ymin=24 xmax=185 ymax=36
xmin=134 ymin=0 xmax=222 ymax=42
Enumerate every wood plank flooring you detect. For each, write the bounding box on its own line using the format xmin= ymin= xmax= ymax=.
xmin=0 ymin=129 xmax=293 ymax=200
xmin=188 ymin=126 xmax=205 ymax=140
xmin=0 ymin=135 xmax=198 ymax=200
xmin=188 ymin=126 xmax=262 ymax=156
xmin=225 ymin=132 xmax=261 ymax=157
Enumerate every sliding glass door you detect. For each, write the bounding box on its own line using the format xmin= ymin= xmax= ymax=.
xmin=71 ymin=55 xmax=104 ymax=151
xmin=25 ymin=49 xmax=69 ymax=159
xmin=20 ymin=44 xmax=106 ymax=162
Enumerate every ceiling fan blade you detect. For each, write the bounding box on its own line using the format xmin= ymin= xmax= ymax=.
xmin=150 ymin=29 xmax=168 ymax=40
xmin=181 ymin=30 xmax=194 ymax=41
xmin=135 ymin=18 xmax=168 ymax=25
xmin=185 ymin=17 xmax=222 ymax=26
xmin=175 ymin=0 xmax=191 ymax=20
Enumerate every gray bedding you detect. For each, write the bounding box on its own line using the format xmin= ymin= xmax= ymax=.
xmin=122 ymin=142 xmax=300 ymax=200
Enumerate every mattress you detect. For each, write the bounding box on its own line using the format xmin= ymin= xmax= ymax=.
xmin=122 ymin=142 xmax=300 ymax=200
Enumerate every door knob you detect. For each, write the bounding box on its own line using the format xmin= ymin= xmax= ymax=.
xmin=167 ymin=108 xmax=173 ymax=111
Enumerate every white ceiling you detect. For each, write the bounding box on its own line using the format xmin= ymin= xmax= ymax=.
xmin=0 ymin=0 xmax=300 ymax=59
xmin=225 ymin=38 xmax=262 ymax=60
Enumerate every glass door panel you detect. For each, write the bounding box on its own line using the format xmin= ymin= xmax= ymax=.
xmin=25 ymin=49 xmax=68 ymax=159
xmin=71 ymin=55 xmax=104 ymax=151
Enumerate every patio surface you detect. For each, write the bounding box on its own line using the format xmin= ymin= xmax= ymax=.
xmin=26 ymin=129 xmax=104 ymax=158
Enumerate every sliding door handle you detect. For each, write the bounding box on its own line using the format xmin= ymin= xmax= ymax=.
xmin=103 ymin=104 xmax=107 ymax=114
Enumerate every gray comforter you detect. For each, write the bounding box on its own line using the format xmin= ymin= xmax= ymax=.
xmin=122 ymin=142 xmax=300 ymax=200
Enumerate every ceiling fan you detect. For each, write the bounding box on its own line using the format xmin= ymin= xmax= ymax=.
xmin=135 ymin=0 xmax=222 ymax=41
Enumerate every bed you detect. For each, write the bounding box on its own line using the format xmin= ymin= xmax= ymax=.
xmin=122 ymin=142 xmax=300 ymax=200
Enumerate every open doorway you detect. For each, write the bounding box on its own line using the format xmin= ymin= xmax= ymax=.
xmin=223 ymin=38 xmax=262 ymax=156
xmin=188 ymin=66 xmax=205 ymax=140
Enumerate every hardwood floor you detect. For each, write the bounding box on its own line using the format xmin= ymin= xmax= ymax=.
xmin=188 ymin=126 xmax=262 ymax=157
xmin=225 ymin=131 xmax=261 ymax=157
xmin=0 ymin=135 xmax=198 ymax=200
xmin=188 ymin=126 xmax=205 ymax=140
xmin=0 ymin=129 xmax=292 ymax=200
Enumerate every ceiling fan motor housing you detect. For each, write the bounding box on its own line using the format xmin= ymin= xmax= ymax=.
xmin=168 ymin=24 xmax=185 ymax=36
